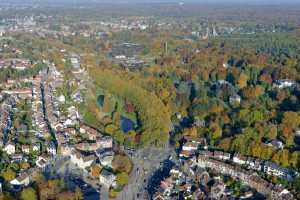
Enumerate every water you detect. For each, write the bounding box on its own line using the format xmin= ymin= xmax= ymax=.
xmin=97 ymin=95 xmax=105 ymax=107
xmin=121 ymin=117 xmax=135 ymax=133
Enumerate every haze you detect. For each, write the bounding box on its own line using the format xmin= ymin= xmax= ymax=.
xmin=1 ymin=0 xmax=299 ymax=5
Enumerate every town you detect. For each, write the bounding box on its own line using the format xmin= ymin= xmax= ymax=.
xmin=0 ymin=1 xmax=300 ymax=200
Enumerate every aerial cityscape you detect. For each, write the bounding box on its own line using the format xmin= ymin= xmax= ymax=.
xmin=0 ymin=0 xmax=299 ymax=199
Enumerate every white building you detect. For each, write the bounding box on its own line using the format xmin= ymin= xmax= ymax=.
xmin=273 ymin=79 xmax=295 ymax=89
xmin=229 ymin=94 xmax=241 ymax=105
xmin=10 ymin=173 xmax=30 ymax=187
xmin=98 ymin=136 xmax=113 ymax=149
xmin=36 ymin=156 xmax=48 ymax=168
xmin=70 ymin=151 xmax=95 ymax=169
xmin=263 ymin=161 xmax=292 ymax=180
xmin=60 ymin=144 xmax=74 ymax=156
xmin=3 ymin=143 xmax=16 ymax=155
xmin=21 ymin=145 xmax=30 ymax=154
xmin=182 ymin=142 xmax=198 ymax=152
xmin=233 ymin=153 xmax=247 ymax=165
xmin=99 ymin=169 xmax=116 ymax=188
xmin=47 ymin=143 xmax=57 ymax=155
xmin=96 ymin=149 xmax=115 ymax=167
xmin=32 ymin=144 xmax=40 ymax=152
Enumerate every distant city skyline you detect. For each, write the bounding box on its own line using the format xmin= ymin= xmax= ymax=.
xmin=0 ymin=0 xmax=299 ymax=5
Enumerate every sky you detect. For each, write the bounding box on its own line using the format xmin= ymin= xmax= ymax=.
xmin=0 ymin=0 xmax=299 ymax=5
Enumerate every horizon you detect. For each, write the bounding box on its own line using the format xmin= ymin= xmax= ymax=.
xmin=0 ymin=0 xmax=300 ymax=5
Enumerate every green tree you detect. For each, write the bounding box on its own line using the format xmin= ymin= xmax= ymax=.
xmin=20 ymin=188 xmax=37 ymax=200
xmin=1 ymin=168 xmax=16 ymax=182
xmin=116 ymin=172 xmax=129 ymax=187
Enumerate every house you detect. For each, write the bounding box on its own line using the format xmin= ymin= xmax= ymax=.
xmin=0 ymin=138 xmax=3 ymax=147
xmin=273 ymin=79 xmax=295 ymax=89
xmin=47 ymin=142 xmax=57 ymax=155
xmin=70 ymin=151 xmax=95 ymax=169
xmin=179 ymin=150 xmax=193 ymax=158
xmin=98 ymin=136 xmax=113 ymax=149
xmin=3 ymin=143 xmax=16 ymax=155
xmin=75 ymin=142 xmax=99 ymax=152
xmin=198 ymin=150 xmax=213 ymax=158
xmin=36 ymin=155 xmax=48 ymax=168
xmin=99 ymin=169 xmax=116 ymax=188
xmin=182 ymin=142 xmax=198 ymax=152
xmin=32 ymin=144 xmax=40 ymax=152
xmin=247 ymin=158 xmax=263 ymax=171
xmin=229 ymin=94 xmax=241 ymax=105
xmin=21 ymin=145 xmax=30 ymax=154
xmin=233 ymin=153 xmax=247 ymax=165
xmin=193 ymin=117 xmax=206 ymax=127
xmin=213 ymin=151 xmax=231 ymax=161
xmin=11 ymin=154 xmax=26 ymax=163
xmin=96 ymin=148 xmax=115 ymax=167
xmin=241 ymin=191 xmax=254 ymax=199
xmin=58 ymin=95 xmax=66 ymax=103
xmin=184 ymin=136 xmax=207 ymax=146
xmin=223 ymin=153 xmax=231 ymax=160
xmin=195 ymin=188 xmax=207 ymax=200
xmin=72 ymin=91 xmax=83 ymax=103
xmin=60 ymin=144 xmax=74 ymax=156
xmin=159 ymin=178 xmax=174 ymax=196
xmin=63 ymin=128 xmax=77 ymax=136
xmin=10 ymin=173 xmax=30 ymax=187
xmin=210 ymin=181 xmax=226 ymax=199
xmin=169 ymin=167 xmax=182 ymax=177
xmin=263 ymin=161 xmax=293 ymax=181
xmin=267 ymin=140 xmax=284 ymax=150
xmin=223 ymin=63 xmax=229 ymax=68
xmin=153 ymin=192 xmax=165 ymax=200
xmin=278 ymin=189 xmax=294 ymax=200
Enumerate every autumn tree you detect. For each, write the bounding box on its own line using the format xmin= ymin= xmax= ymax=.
xmin=237 ymin=73 xmax=249 ymax=89
xmin=20 ymin=188 xmax=37 ymax=200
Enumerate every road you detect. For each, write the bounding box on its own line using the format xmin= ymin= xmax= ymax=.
xmin=43 ymin=145 xmax=176 ymax=200
xmin=116 ymin=145 xmax=176 ymax=200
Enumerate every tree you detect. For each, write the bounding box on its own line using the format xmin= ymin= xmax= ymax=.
xmin=1 ymin=169 xmax=16 ymax=182
xmin=20 ymin=188 xmax=37 ymax=200
xmin=90 ymin=165 xmax=102 ymax=178
xmin=75 ymin=187 xmax=83 ymax=200
xmin=238 ymin=73 xmax=248 ymax=89
xmin=112 ymin=155 xmax=132 ymax=174
xmin=0 ymin=192 xmax=13 ymax=200
xmin=20 ymin=162 xmax=30 ymax=170
xmin=56 ymin=191 xmax=76 ymax=200
xmin=116 ymin=172 xmax=129 ymax=187
xmin=266 ymin=125 xmax=277 ymax=140
xmin=208 ymin=122 xmax=222 ymax=144
xmin=240 ymin=86 xmax=264 ymax=99
xmin=282 ymin=111 xmax=300 ymax=130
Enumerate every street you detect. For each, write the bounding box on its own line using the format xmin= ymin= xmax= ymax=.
xmin=116 ymin=145 xmax=176 ymax=200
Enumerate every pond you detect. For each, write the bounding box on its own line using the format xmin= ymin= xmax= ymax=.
xmin=97 ymin=95 xmax=105 ymax=107
xmin=121 ymin=117 xmax=135 ymax=133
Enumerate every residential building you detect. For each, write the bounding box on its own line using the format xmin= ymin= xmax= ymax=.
xmin=233 ymin=153 xmax=247 ymax=165
xmin=263 ymin=161 xmax=293 ymax=180
xmin=99 ymin=169 xmax=116 ymax=188
xmin=3 ymin=143 xmax=16 ymax=155
xmin=70 ymin=150 xmax=95 ymax=169
xmin=10 ymin=173 xmax=30 ymax=187
xmin=36 ymin=156 xmax=48 ymax=168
